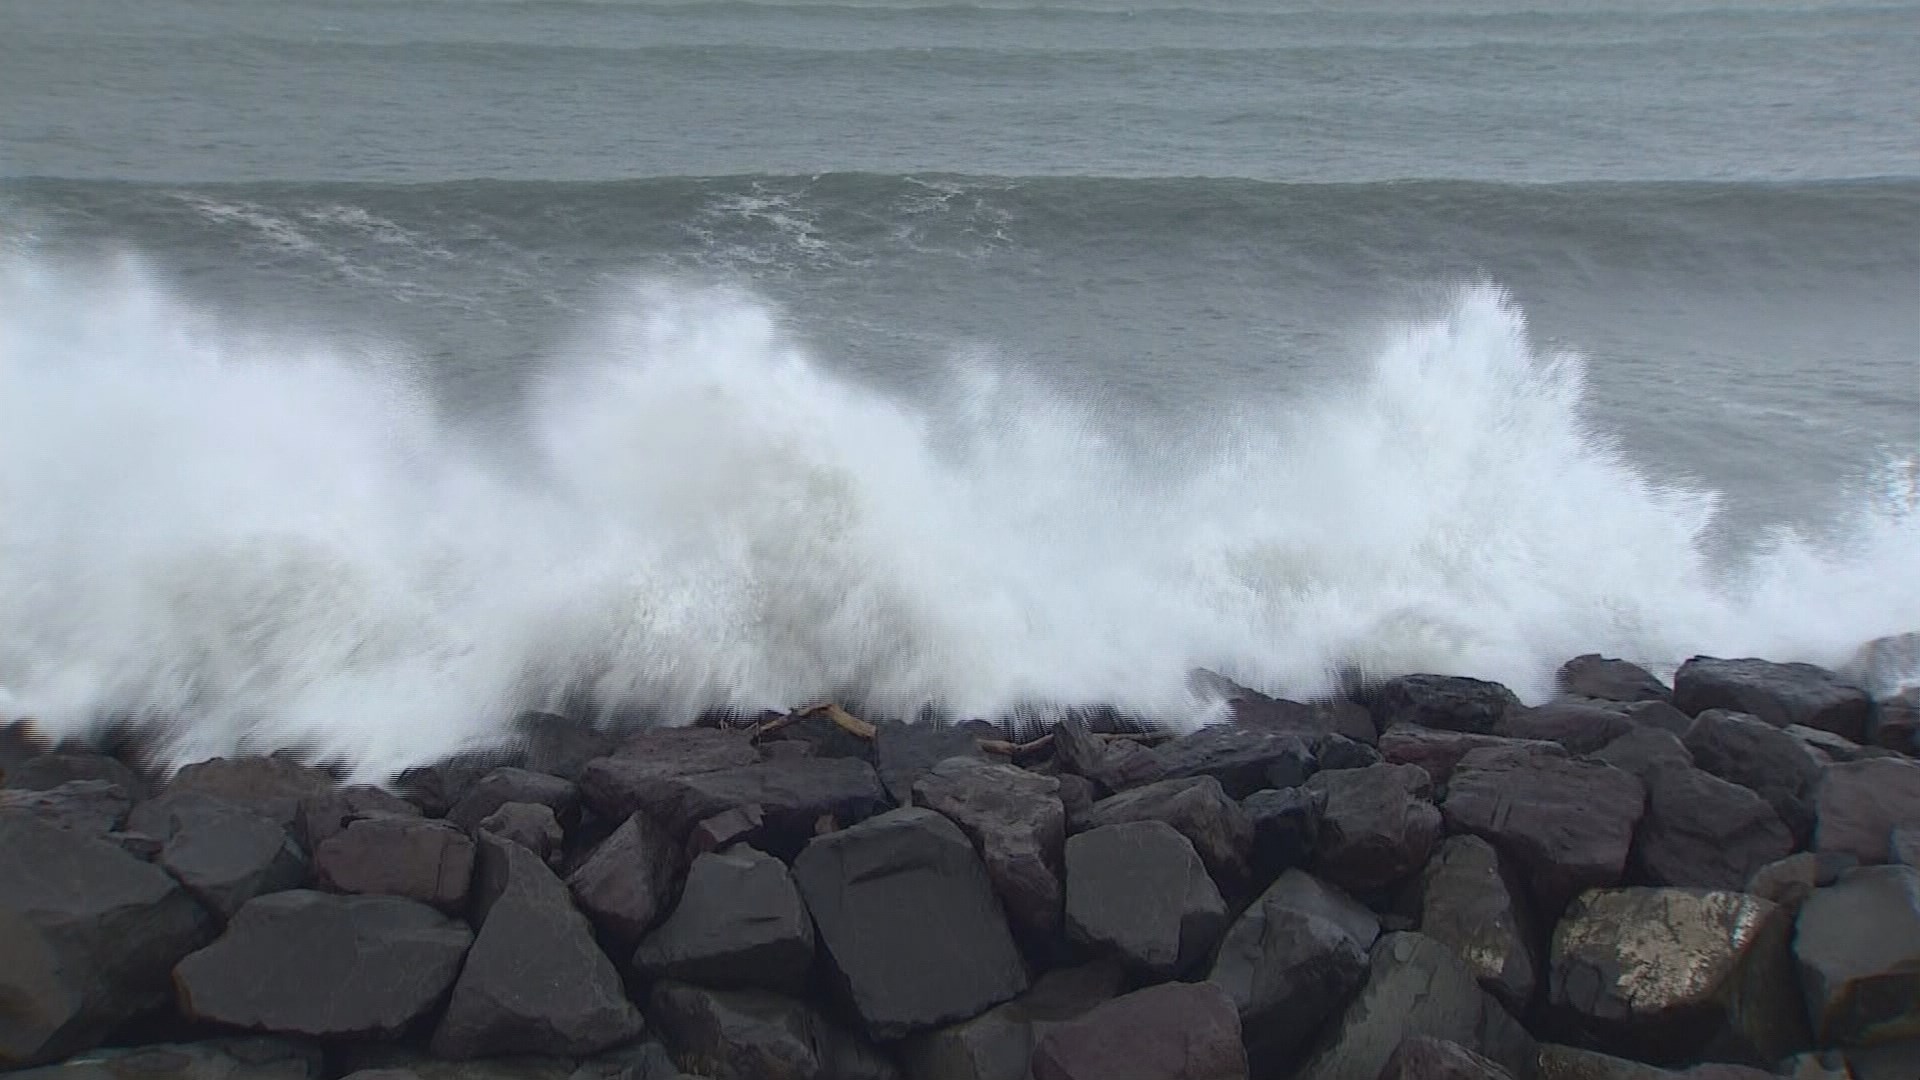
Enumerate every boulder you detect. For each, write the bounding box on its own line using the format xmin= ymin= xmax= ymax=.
xmin=902 ymin=961 xmax=1124 ymax=1080
xmin=661 ymin=757 xmax=891 ymax=858
xmin=167 ymin=757 xmax=337 ymax=841
xmin=0 ymin=812 xmax=213 ymax=1067
xmin=1064 ymin=821 xmax=1227 ymax=978
xmin=432 ymin=835 xmax=643 ymax=1058
xmin=1495 ymin=703 xmax=1635 ymax=755
xmin=1793 ymin=864 xmax=1920 ymax=1047
xmin=1745 ymin=851 xmax=1857 ymax=911
xmin=793 ymin=807 xmax=1028 ymax=1039
xmin=314 ymin=816 xmax=475 ymax=912
xmin=1074 ymin=776 xmax=1252 ymax=891
xmin=565 ymin=811 xmax=682 ymax=946
xmin=1029 ymin=981 xmax=1247 ymax=1080
xmin=1557 ymin=655 xmax=1672 ymax=704
xmin=1673 ymin=658 xmax=1872 ymax=743
xmin=0 ymin=780 xmax=131 ymax=836
xmin=2 ymin=752 xmax=148 ymax=801
xmin=1789 ymin=725 xmax=1892 ymax=765
xmin=1052 ymin=718 xmax=1166 ymax=794
xmin=911 ymin=756 xmax=1066 ymax=938
xmin=1307 ymin=763 xmax=1442 ymax=896
xmin=1533 ymin=1044 xmax=1773 ymax=1080
xmin=648 ymin=981 xmax=898 ymax=1080
xmin=1295 ymin=932 xmax=1536 ymax=1080
xmin=1895 ymin=827 xmax=1920 ymax=868
xmin=576 ymin=728 xmax=760 ymax=823
xmin=1368 ymin=676 xmax=1521 ymax=736
xmin=1683 ymin=709 xmax=1824 ymax=845
xmin=298 ymin=784 xmax=420 ymax=849
xmin=478 ymin=801 xmax=564 ymax=866
xmin=446 ymin=767 xmax=579 ymax=833
xmin=1594 ymin=734 xmax=1794 ymax=892
xmin=1549 ymin=887 xmax=1808 ymax=1065
xmin=1230 ymin=692 xmax=1379 ymax=746
xmin=1875 ymin=690 xmax=1919 ymax=755
xmin=1243 ymin=785 xmax=1322 ymax=883
xmin=1205 ymin=869 xmax=1376 ymax=1072
xmin=688 ymin=803 xmax=766 ymax=857
xmin=1441 ymin=747 xmax=1645 ymax=917
xmin=134 ymin=794 xmax=309 ymax=922
xmin=876 ymin=720 xmax=987 ymax=805
xmin=1377 ymin=726 xmax=1564 ymax=786
xmin=1815 ymin=758 xmax=1920 ymax=864
xmin=1593 ymin=727 xmax=1694 ymax=777
xmin=1415 ymin=835 xmax=1540 ymax=1016
xmin=635 ymin=846 xmax=815 ymax=993
xmin=1848 ymin=1040 xmax=1920 ymax=1080
xmin=1148 ymin=725 xmax=1315 ymax=798
xmin=174 ymin=891 xmax=471 ymax=1037
xmin=1316 ymin=734 xmax=1383 ymax=772
xmin=1379 ymin=1037 xmax=1518 ymax=1080
xmin=4 ymin=1037 xmax=325 ymax=1080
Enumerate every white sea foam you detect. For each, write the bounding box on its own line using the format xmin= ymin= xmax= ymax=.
xmin=2 ymin=251 xmax=1914 ymax=778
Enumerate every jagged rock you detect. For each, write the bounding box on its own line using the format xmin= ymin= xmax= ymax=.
xmin=1594 ymin=735 xmax=1794 ymax=892
xmin=298 ymin=784 xmax=420 ymax=849
xmin=330 ymin=1055 xmax=580 ymax=1080
xmin=512 ymin=712 xmax=625 ymax=782
xmin=648 ymin=981 xmax=898 ymax=1080
xmin=479 ymin=801 xmax=564 ymax=866
xmin=1029 ymin=981 xmax=1247 ymax=1080
xmin=1745 ymin=851 xmax=1856 ymax=912
xmin=1054 ymin=772 xmax=1096 ymax=827
xmin=1683 ymin=709 xmax=1824 ymax=845
xmin=876 ymin=720 xmax=987 ymax=804
xmin=1074 ymin=775 xmax=1252 ymax=890
xmin=1064 ymin=820 xmax=1227 ymax=978
xmin=577 ymin=728 xmax=760 ymax=823
xmin=174 ymin=891 xmax=471 ymax=1037
xmin=1533 ymin=1044 xmax=1774 ymax=1079
xmin=793 ymin=807 xmax=1028 ymax=1039
xmin=107 ymin=830 xmax=163 ymax=860
xmin=1243 ymin=785 xmax=1322 ymax=883
xmin=1307 ymin=762 xmax=1442 ymax=896
xmin=314 ymin=816 xmax=475 ymax=912
xmin=1673 ymin=657 xmax=1872 ymax=742
xmin=1316 ymin=734 xmax=1382 ymax=771
xmin=0 ymin=780 xmax=131 ymax=836
xmin=447 ymin=768 xmax=579 ymax=833
xmin=4 ymin=752 xmax=150 ymax=801
xmin=1594 ymin=726 xmax=1694 ymax=776
xmin=902 ymin=961 xmax=1125 ymax=1080
xmin=0 ymin=812 xmax=214 ymax=1067
xmin=1815 ymin=758 xmax=1920 ymax=864
xmin=1875 ymin=690 xmax=1919 ymax=755
xmin=912 ymin=756 xmax=1066 ymax=938
xmin=1495 ymin=703 xmax=1635 ymax=755
xmin=1380 ymin=1036 xmax=1517 ymax=1080
xmin=432 ymin=835 xmax=643 ymax=1059
xmin=1442 ymin=747 xmax=1645 ymax=917
xmin=1368 ymin=676 xmax=1521 ymax=736
xmin=1618 ymin=700 xmax=1701 ymax=737
xmin=1895 ymin=827 xmax=1920 ymax=868
xmin=1377 ymin=726 xmax=1564 ymax=786
xmin=4 ymin=1037 xmax=325 ymax=1080
xmin=1848 ymin=1040 xmax=1920 ymax=1080
xmin=168 ymin=757 xmax=337 ymax=840
xmin=566 ymin=811 xmax=682 ymax=946
xmin=1415 ymin=835 xmax=1539 ymax=1016
xmin=661 ymin=757 xmax=891 ymax=858
xmin=1557 ymin=655 xmax=1672 ymax=704
xmin=1794 ymin=864 xmax=1920 ymax=1047
xmin=1231 ymin=693 xmax=1379 ymax=746
xmin=1789 ymin=726 xmax=1893 ymax=764
xmin=133 ymin=793 xmax=309 ymax=921
xmin=1052 ymin=717 xmax=1166 ymax=794
xmin=1148 ymin=725 xmax=1315 ymax=798
xmin=1549 ymin=887 xmax=1807 ymax=1065
xmin=1205 ymin=869 xmax=1376 ymax=1072
xmin=687 ymin=804 xmax=765 ymax=856
xmin=636 ymin=846 xmax=814 ymax=992
xmin=1777 ymin=1050 xmax=1855 ymax=1080
xmin=394 ymin=752 xmax=511 ymax=820
xmin=1295 ymin=932 xmax=1536 ymax=1080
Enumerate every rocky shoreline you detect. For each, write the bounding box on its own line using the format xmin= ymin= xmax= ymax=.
xmin=3 ymin=644 xmax=1918 ymax=1080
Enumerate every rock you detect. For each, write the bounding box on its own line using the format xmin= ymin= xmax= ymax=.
xmin=876 ymin=720 xmax=987 ymax=804
xmin=565 ymin=811 xmax=682 ymax=946
xmin=1379 ymin=1036 xmax=1518 ymax=1080
xmin=447 ymin=767 xmax=579 ymax=833
xmin=1848 ymin=1040 xmax=1920 ymax=1080
xmin=1148 ymin=725 xmax=1316 ymax=798
xmin=168 ymin=757 xmax=337 ymax=840
xmin=513 ymin=712 xmax=625 ymax=782
xmin=1307 ymin=763 xmax=1442 ymax=896
xmin=1683 ymin=709 xmax=1824 ymax=844
xmin=1593 ymin=727 xmax=1694 ymax=776
xmin=174 ymin=891 xmax=472 ymax=1037
xmin=432 ymin=834 xmax=643 ymax=1059
xmin=1557 ymin=655 xmax=1672 ymax=704
xmin=1778 ymin=1050 xmax=1856 ymax=1080
xmin=1789 ymin=726 xmax=1892 ymax=765
xmin=134 ymin=794 xmax=309 ymax=922
xmin=793 ymin=807 xmax=1028 ymax=1039
xmin=3 ymin=752 xmax=149 ymax=801
xmin=648 ymin=981 xmax=898 ymax=1080
xmin=662 ymin=757 xmax=891 ymax=858
xmin=1495 ymin=703 xmax=1635 ymax=755
xmin=636 ymin=846 xmax=814 ymax=993
xmin=1594 ymin=732 xmax=1794 ymax=892
xmin=1243 ymin=785 xmax=1322 ymax=883
xmin=1232 ymin=693 xmax=1380 ymax=746
xmin=1793 ymin=864 xmax=1920 ymax=1047
xmin=314 ymin=816 xmax=475 ymax=912
xmin=1673 ymin=658 xmax=1872 ymax=742
xmin=1029 ymin=981 xmax=1248 ymax=1080
xmin=1368 ymin=676 xmax=1521 ymax=736
xmin=1205 ymin=869 xmax=1376 ymax=1072
xmin=1415 ymin=835 xmax=1540 ymax=1016
xmin=298 ymin=784 xmax=420 ymax=849
xmin=479 ymin=801 xmax=564 ymax=865
xmin=1064 ymin=821 xmax=1227 ymax=978
xmin=1378 ymin=726 xmax=1564 ymax=786
xmin=1895 ymin=827 xmax=1920 ymax=868
xmin=4 ymin=1037 xmax=326 ymax=1080
xmin=1442 ymin=747 xmax=1645 ymax=917
xmin=1875 ymin=690 xmax=1919 ymax=755
xmin=1532 ymin=1045 xmax=1766 ymax=1080
xmin=0 ymin=812 xmax=214 ymax=1067
xmin=1619 ymin=700 xmax=1700 ymax=737
xmin=1815 ymin=758 xmax=1920 ymax=864
xmin=0 ymin=780 xmax=131 ymax=836
xmin=1054 ymin=772 xmax=1096 ymax=828
xmin=911 ymin=756 xmax=1066 ymax=939
xmin=577 ymin=728 xmax=760 ymax=823
xmin=687 ymin=804 xmax=766 ymax=856
xmin=1074 ymin=776 xmax=1252 ymax=890
xmin=1295 ymin=932 xmax=1536 ymax=1080
xmin=902 ymin=961 xmax=1125 ymax=1080
xmin=1316 ymin=734 xmax=1383 ymax=772
xmin=1549 ymin=887 xmax=1807 ymax=1065
xmin=1052 ymin=718 xmax=1166 ymax=794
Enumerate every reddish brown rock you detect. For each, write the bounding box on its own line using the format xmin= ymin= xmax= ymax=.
xmin=1029 ymin=981 xmax=1248 ymax=1080
xmin=1307 ymin=763 xmax=1442 ymax=896
xmin=1815 ymin=758 xmax=1920 ymax=864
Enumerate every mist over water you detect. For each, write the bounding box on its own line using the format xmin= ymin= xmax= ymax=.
xmin=3 ymin=251 xmax=1914 ymax=779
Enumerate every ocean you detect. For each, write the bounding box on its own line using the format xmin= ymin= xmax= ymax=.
xmin=1 ymin=0 xmax=1915 ymax=776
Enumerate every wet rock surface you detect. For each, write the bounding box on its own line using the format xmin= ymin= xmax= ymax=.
xmin=1064 ymin=820 xmax=1227 ymax=978
xmin=1415 ymin=835 xmax=1540 ymax=1016
xmin=1072 ymin=774 xmax=1252 ymax=891
xmin=314 ymin=815 xmax=475 ymax=912
xmin=1813 ymin=757 xmax=1920 ymax=865
xmin=912 ymin=756 xmax=1067 ymax=939
xmin=1307 ymin=762 xmax=1442 ymax=896
xmin=634 ymin=845 xmax=815 ymax=993
xmin=1028 ymin=981 xmax=1248 ymax=1080
xmin=1557 ymin=655 xmax=1673 ymax=704
xmin=1792 ymin=864 xmax=1920 ymax=1048
xmin=1673 ymin=657 xmax=1873 ymax=743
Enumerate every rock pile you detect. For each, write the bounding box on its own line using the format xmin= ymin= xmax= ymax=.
xmin=4 ymin=642 xmax=1920 ymax=1080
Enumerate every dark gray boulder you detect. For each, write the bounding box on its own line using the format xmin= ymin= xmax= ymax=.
xmin=166 ymin=757 xmax=337 ymax=842
xmin=478 ymin=801 xmax=564 ymax=866
xmin=1368 ymin=676 xmax=1521 ymax=736
xmin=447 ymin=767 xmax=579 ymax=833
xmin=1673 ymin=657 xmax=1872 ymax=742
xmin=577 ymin=728 xmax=760 ymax=823
xmin=1242 ymin=785 xmax=1322 ymax=884
xmin=298 ymin=784 xmax=420 ymax=850
xmin=1415 ymin=835 xmax=1540 ymax=1016
xmin=431 ymin=835 xmax=643 ymax=1059
xmin=635 ymin=846 xmax=814 ymax=993
xmin=1029 ymin=981 xmax=1247 ymax=1080
xmin=4 ymin=1037 xmax=325 ymax=1080
xmin=1593 ymin=726 xmax=1694 ymax=777
xmin=136 ymin=793 xmax=309 ymax=922
xmin=648 ymin=981 xmax=899 ymax=1080
xmin=0 ymin=780 xmax=131 ymax=837
xmin=1494 ymin=703 xmax=1635 ymax=755
xmin=1377 ymin=726 xmax=1563 ymax=786
xmin=2 ymin=752 xmax=148 ymax=801
xmin=661 ymin=757 xmax=891 ymax=858
xmin=174 ymin=891 xmax=471 ymax=1037
xmin=912 ymin=756 xmax=1066 ymax=939
xmin=1814 ymin=757 xmax=1920 ymax=864
xmin=1683 ymin=709 xmax=1824 ymax=845
xmin=1379 ymin=1036 xmax=1518 ymax=1080
xmin=1074 ymin=775 xmax=1252 ymax=891
xmin=313 ymin=816 xmax=475 ymax=912
xmin=1051 ymin=717 xmax=1166 ymax=794
xmin=1631 ymin=764 xmax=1794 ymax=891
xmin=1147 ymin=725 xmax=1315 ymax=799
xmin=1793 ymin=864 xmax=1920 ymax=1047
xmin=0 ymin=812 xmax=214 ymax=1067
xmin=1307 ymin=762 xmax=1442 ymax=897
xmin=565 ymin=811 xmax=682 ymax=946
xmin=1064 ymin=820 xmax=1227 ymax=978
xmin=876 ymin=720 xmax=987 ymax=805
xmin=1557 ymin=655 xmax=1672 ymax=704
xmin=793 ymin=807 xmax=1028 ymax=1040
xmin=901 ymin=961 xmax=1124 ymax=1080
